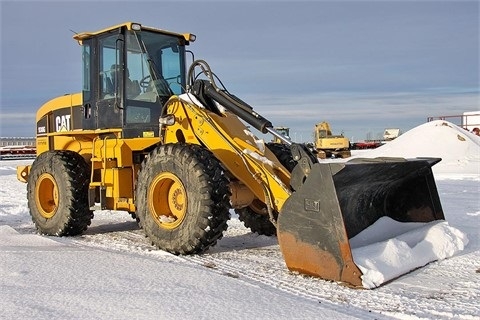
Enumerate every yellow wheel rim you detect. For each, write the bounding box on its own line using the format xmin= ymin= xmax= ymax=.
xmin=148 ymin=172 xmax=187 ymax=230
xmin=35 ymin=173 xmax=59 ymax=219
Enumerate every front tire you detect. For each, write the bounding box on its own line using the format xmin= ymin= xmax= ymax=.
xmin=135 ymin=144 xmax=231 ymax=254
xmin=27 ymin=151 xmax=93 ymax=236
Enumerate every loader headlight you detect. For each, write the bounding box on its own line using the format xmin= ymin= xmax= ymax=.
xmin=184 ymin=33 xmax=196 ymax=42
xmin=131 ymin=23 xmax=141 ymax=31
xmin=159 ymin=114 xmax=175 ymax=126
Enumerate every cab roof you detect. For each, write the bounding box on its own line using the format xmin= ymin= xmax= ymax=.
xmin=73 ymin=22 xmax=194 ymax=44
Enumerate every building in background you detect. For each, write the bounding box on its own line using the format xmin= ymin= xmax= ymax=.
xmin=0 ymin=137 xmax=36 ymax=147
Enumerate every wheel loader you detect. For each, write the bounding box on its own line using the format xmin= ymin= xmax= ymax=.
xmin=17 ymin=22 xmax=446 ymax=288
xmin=271 ymin=126 xmax=290 ymax=144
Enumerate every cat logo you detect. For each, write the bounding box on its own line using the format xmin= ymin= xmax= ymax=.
xmin=55 ymin=115 xmax=71 ymax=132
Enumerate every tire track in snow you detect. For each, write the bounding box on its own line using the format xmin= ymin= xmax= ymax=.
xmin=188 ymin=248 xmax=479 ymax=320
xmin=68 ymin=224 xmax=479 ymax=320
xmin=71 ymin=229 xmax=384 ymax=319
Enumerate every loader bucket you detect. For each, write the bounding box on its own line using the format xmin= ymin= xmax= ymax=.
xmin=277 ymin=157 xmax=444 ymax=288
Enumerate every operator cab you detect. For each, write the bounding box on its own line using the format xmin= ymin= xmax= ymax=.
xmin=75 ymin=22 xmax=195 ymax=138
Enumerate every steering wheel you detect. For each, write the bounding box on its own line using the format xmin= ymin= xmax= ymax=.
xmin=140 ymin=75 xmax=151 ymax=89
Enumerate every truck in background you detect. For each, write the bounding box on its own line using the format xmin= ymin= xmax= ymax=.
xmin=462 ymin=111 xmax=480 ymax=133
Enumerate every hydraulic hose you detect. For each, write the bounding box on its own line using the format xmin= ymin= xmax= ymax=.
xmin=187 ymin=60 xmax=273 ymax=133
xmin=199 ymin=80 xmax=273 ymax=133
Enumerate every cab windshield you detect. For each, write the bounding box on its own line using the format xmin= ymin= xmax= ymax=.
xmin=125 ymin=30 xmax=186 ymax=102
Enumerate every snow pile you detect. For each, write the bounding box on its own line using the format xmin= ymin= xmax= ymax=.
xmin=350 ymin=217 xmax=469 ymax=289
xmin=353 ymin=120 xmax=480 ymax=177
xmin=339 ymin=120 xmax=476 ymax=288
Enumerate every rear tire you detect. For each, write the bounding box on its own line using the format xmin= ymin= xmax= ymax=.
xmin=235 ymin=200 xmax=277 ymax=236
xmin=27 ymin=151 xmax=93 ymax=236
xmin=235 ymin=143 xmax=296 ymax=236
xmin=135 ymin=144 xmax=231 ymax=254
xmin=265 ymin=143 xmax=297 ymax=171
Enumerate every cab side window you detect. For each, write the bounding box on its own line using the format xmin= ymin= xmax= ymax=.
xmin=99 ymin=35 xmax=121 ymax=100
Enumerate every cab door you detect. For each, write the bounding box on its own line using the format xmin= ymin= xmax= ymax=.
xmin=81 ymin=30 xmax=125 ymax=130
xmin=81 ymin=38 xmax=95 ymax=130
xmin=95 ymin=32 xmax=124 ymax=129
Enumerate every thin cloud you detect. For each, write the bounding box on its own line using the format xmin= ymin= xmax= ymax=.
xmin=0 ymin=113 xmax=36 ymax=120
xmin=246 ymin=90 xmax=479 ymax=141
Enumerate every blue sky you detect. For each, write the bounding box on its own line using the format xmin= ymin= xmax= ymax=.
xmin=1 ymin=0 xmax=478 ymax=141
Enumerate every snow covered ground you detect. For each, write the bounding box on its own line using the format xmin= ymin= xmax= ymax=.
xmin=1 ymin=120 xmax=479 ymax=319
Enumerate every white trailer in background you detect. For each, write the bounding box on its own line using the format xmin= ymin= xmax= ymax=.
xmin=462 ymin=111 xmax=480 ymax=131
xmin=383 ymin=128 xmax=400 ymax=141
